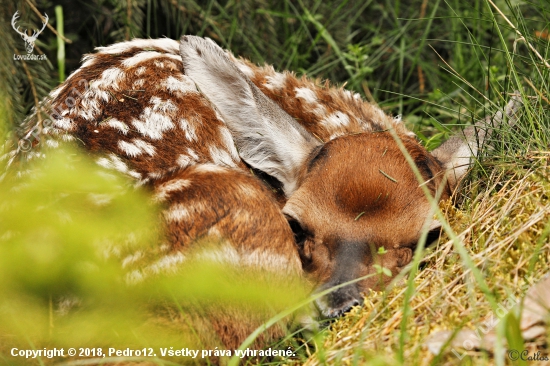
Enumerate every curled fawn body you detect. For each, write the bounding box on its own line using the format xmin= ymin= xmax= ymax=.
xmin=7 ymin=36 xmax=520 ymax=350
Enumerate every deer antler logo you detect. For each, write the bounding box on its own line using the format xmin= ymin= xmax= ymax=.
xmin=11 ymin=11 xmax=49 ymax=54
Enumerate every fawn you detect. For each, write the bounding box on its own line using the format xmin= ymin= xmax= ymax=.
xmin=5 ymin=35 xmax=520 ymax=350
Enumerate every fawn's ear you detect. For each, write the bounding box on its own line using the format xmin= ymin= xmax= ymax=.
xmin=180 ymin=36 xmax=320 ymax=195
xmin=431 ymin=96 xmax=522 ymax=191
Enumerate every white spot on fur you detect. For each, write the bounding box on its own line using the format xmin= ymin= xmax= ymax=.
xmin=82 ymin=84 xmax=111 ymax=106
xmin=96 ymin=154 xmax=129 ymax=173
xmin=295 ymin=87 xmax=327 ymax=116
xmin=164 ymin=61 xmax=177 ymax=69
xmin=87 ymin=87 xmax=110 ymax=103
xmin=61 ymin=134 xmax=75 ymax=142
xmin=121 ymin=51 xmax=163 ymax=68
xmin=96 ymin=154 xmax=141 ymax=180
xmin=313 ymin=104 xmax=327 ymax=117
xmin=177 ymin=155 xmax=192 ymax=168
xmin=81 ymin=55 xmax=96 ymax=68
xmin=26 ymin=151 xmax=46 ymax=161
xmin=105 ymin=118 xmax=129 ymax=134
xmin=132 ymin=97 xmax=176 ymax=139
xmin=95 ymin=159 xmax=115 ymax=172
xmin=321 ymin=111 xmax=350 ymax=128
xmin=135 ymin=66 xmax=146 ymax=75
xmin=78 ymin=98 xmax=102 ymax=121
xmin=163 ymin=54 xmax=184 ymax=63
xmin=265 ymin=72 xmax=287 ymax=90
xmin=147 ymin=252 xmax=186 ymax=274
xmin=53 ymin=118 xmax=74 ymax=130
xmin=179 ymin=118 xmax=197 ymax=141
xmin=97 ymin=68 xmax=125 ymax=90
xmin=126 ymin=270 xmax=144 ymax=284
xmin=187 ymin=148 xmax=199 ymax=161
xmin=176 ymin=149 xmax=200 ymax=168
xmin=194 ymin=164 xmax=227 ymax=174
xmin=295 ymin=87 xmax=318 ymax=104
xmin=129 ymin=170 xmax=142 ymax=179
xmin=154 ymin=60 xmax=165 ymax=68
xmin=133 ymin=139 xmax=156 ymax=155
xmin=122 ymin=251 xmax=143 ymax=268
xmin=161 ymin=76 xmax=197 ymax=95
xmin=164 ymin=204 xmax=190 ymax=222
xmin=46 ymin=139 xmax=59 ymax=148
xmin=148 ymin=171 xmax=164 ymax=179
xmin=118 ymin=139 xmax=156 ymax=157
xmin=154 ymin=179 xmax=192 ymax=202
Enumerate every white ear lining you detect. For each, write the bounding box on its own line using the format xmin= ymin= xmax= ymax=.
xmin=179 ymin=36 xmax=320 ymax=195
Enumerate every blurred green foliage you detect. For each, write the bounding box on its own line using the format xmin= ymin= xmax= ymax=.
xmin=0 ymin=147 xmax=307 ymax=364
xmin=0 ymin=148 xmax=155 ymax=350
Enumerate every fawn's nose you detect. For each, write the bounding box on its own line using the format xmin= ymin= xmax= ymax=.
xmin=316 ymin=283 xmax=364 ymax=318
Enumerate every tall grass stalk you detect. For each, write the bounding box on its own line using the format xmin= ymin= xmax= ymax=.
xmin=55 ymin=6 xmax=65 ymax=83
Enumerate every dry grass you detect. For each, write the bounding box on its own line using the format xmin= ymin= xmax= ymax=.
xmin=301 ymin=156 xmax=550 ymax=365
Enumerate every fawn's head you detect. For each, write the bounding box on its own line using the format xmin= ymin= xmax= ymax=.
xmin=180 ymin=36 xmax=477 ymax=319
xmin=284 ymin=132 xmax=451 ymax=317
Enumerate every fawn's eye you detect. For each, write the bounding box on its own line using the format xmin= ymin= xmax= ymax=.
xmin=286 ymin=217 xmax=308 ymax=247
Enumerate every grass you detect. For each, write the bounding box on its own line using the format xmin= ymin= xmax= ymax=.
xmin=1 ymin=0 xmax=549 ymax=365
